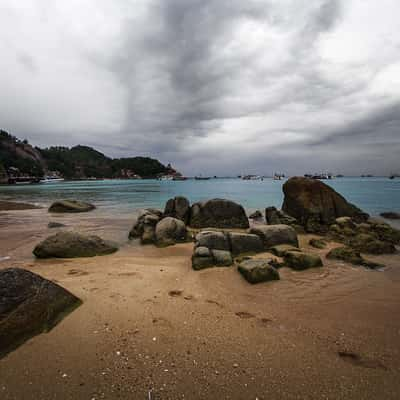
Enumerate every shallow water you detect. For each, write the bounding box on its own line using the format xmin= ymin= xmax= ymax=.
xmin=0 ymin=177 xmax=399 ymax=216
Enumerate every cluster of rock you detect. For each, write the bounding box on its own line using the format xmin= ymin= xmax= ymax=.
xmin=0 ymin=268 xmax=81 ymax=358
xmin=191 ymin=225 xmax=323 ymax=284
xmin=129 ymin=197 xmax=250 ymax=246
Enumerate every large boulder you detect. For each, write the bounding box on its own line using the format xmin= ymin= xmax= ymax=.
xmin=284 ymin=251 xmax=323 ymax=270
xmin=33 ymin=231 xmax=118 ymax=258
xmin=249 ymin=224 xmax=299 ymax=249
xmin=129 ymin=209 xmax=163 ymax=244
xmin=48 ymin=200 xmax=95 ymax=213
xmin=195 ymin=230 xmax=230 ymax=251
xmin=282 ymin=177 xmax=368 ymax=232
xmin=164 ymin=196 xmax=190 ymax=224
xmin=189 ymin=199 xmax=249 ymax=229
xmin=0 ymin=268 xmax=81 ymax=358
xmin=155 ymin=217 xmax=187 ymax=246
xmin=228 ymin=232 xmax=264 ymax=255
xmin=238 ymin=259 xmax=280 ymax=284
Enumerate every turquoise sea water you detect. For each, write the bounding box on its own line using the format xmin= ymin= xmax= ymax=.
xmin=0 ymin=177 xmax=399 ymax=216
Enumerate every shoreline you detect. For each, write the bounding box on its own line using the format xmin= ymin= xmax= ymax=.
xmin=0 ymin=207 xmax=400 ymax=399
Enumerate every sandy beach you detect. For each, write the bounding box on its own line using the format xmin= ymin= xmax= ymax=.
xmin=1 ymin=207 xmax=400 ymax=399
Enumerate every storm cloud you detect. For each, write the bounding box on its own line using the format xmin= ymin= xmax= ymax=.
xmin=0 ymin=0 xmax=399 ymax=175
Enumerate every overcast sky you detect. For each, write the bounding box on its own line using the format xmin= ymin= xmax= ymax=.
xmin=1 ymin=0 xmax=399 ymax=176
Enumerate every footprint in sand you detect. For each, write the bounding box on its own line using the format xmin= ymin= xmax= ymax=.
xmin=168 ymin=290 xmax=183 ymax=297
xmin=235 ymin=311 xmax=255 ymax=319
xmin=205 ymin=299 xmax=224 ymax=308
xmin=338 ymin=351 xmax=387 ymax=370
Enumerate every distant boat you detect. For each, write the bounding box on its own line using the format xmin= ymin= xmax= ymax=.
xmin=39 ymin=177 xmax=65 ymax=183
xmin=242 ymin=175 xmax=261 ymax=180
xmin=159 ymin=175 xmax=174 ymax=181
xmin=195 ymin=176 xmax=211 ymax=180
xmin=173 ymin=176 xmax=187 ymax=181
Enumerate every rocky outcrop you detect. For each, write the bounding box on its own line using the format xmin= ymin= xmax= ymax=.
xmin=282 ymin=177 xmax=368 ymax=232
xmin=265 ymin=206 xmax=297 ymax=226
xmin=380 ymin=212 xmax=400 ymax=220
xmin=164 ymin=196 xmax=190 ymax=224
xmin=284 ymin=251 xmax=323 ymax=270
xmin=33 ymin=231 xmax=118 ymax=258
xmin=0 ymin=268 xmax=81 ymax=358
xmin=189 ymin=199 xmax=249 ymax=229
xmin=249 ymin=224 xmax=299 ymax=249
xmin=238 ymin=259 xmax=280 ymax=284
xmin=129 ymin=209 xmax=163 ymax=244
xmin=328 ymin=217 xmax=399 ymax=255
xmin=49 ymin=200 xmax=95 ymax=213
xmin=326 ymin=246 xmax=383 ymax=269
xmin=155 ymin=217 xmax=187 ymax=246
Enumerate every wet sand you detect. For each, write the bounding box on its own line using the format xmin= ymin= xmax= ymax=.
xmin=0 ymin=208 xmax=400 ymax=399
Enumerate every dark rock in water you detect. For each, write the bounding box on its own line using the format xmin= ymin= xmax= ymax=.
xmin=249 ymin=210 xmax=263 ymax=220
xmin=265 ymin=206 xmax=297 ymax=226
xmin=238 ymin=259 xmax=280 ymax=284
xmin=129 ymin=209 xmax=163 ymax=244
xmin=48 ymin=222 xmax=66 ymax=229
xmin=33 ymin=231 xmax=118 ymax=258
xmin=282 ymin=177 xmax=368 ymax=233
xmin=309 ymin=238 xmax=327 ymax=249
xmin=326 ymin=246 xmax=383 ymax=269
xmin=155 ymin=217 xmax=187 ymax=246
xmin=164 ymin=196 xmax=190 ymax=224
xmin=380 ymin=212 xmax=400 ymax=220
xmin=284 ymin=251 xmax=323 ymax=270
xmin=49 ymin=200 xmax=95 ymax=213
xmin=0 ymin=268 xmax=81 ymax=358
xmin=269 ymin=244 xmax=301 ymax=257
xmin=228 ymin=232 xmax=264 ymax=255
xmin=189 ymin=198 xmax=249 ymax=229
xmin=249 ymin=224 xmax=299 ymax=248
xmin=195 ymin=231 xmax=230 ymax=251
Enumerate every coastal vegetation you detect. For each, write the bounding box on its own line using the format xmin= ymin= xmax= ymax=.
xmin=0 ymin=129 xmax=173 ymax=181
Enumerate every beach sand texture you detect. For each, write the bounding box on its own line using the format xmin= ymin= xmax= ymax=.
xmin=0 ymin=208 xmax=399 ymax=399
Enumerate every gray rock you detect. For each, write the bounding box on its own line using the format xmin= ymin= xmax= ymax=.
xmin=48 ymin=222 xmax=66 ymax=229
xmin=0 ymin=268 xmax=81 ymax=358
xmin=48 ymin=200 xmax=95 ymax=213
xmin=238 ymin=259 xmax=280 ymax=284
xmin=210 ymin=249 xmax=233 ymax=266
xmin=155 ymin=217 xmax=187 ymax=246
xmin=265 ymin=206 xmax=297 ymax=225
xmin=269 ymin=244 xmax=301 ymax=257
xmin=228 ymin=232 xmax=264 ymax=255
xmin=249 ymin=224 xmax=299 ymax=248
xmin=192 ymin=255 xmax=215 ymax=270
xmin=164 ymin=196 xmax=190 ymax=224
xmin=284 ymin=251 xmax=323 ymax=270
xmin=195 ymin=231 xmax=230 ymax=251
xmin=189 ymin=198 xmax=249 ymax=229
xmin=249 ymin=210 xmax=263 ymax=220
xmin=129 ymin=209 xmax=163 ymax=242
xmin=33 ymin=231 xmax=118 ymax=258
xmin=194 ymin=246 xmax=211 ymax=257
xmin=141 ymin=224 xmax=156 ymax=244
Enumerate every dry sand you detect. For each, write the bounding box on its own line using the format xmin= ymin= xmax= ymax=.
xmin=0 ymin=208 xmax=400 ymax=399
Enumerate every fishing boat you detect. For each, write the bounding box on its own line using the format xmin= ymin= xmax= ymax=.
xmin=39 ymin=176 xmax=65 ymax=183
xmin=195 ymin=176 xmax=211 ymax=180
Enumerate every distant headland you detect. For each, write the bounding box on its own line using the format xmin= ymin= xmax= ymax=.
xmin=0 ymin=130 xmax=179 ymax=183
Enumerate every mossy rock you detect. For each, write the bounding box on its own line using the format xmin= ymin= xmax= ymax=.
xmin=349 ymin=234 xmax=396 ymax=255
xmin=49 ymin=200 xmax=95 ymax=213
xmin=326 ymin=246 xmax=383 ymax=269
xmin=269 ymin=244 xmax=301 ymax=257
xmin=238 ymin=259 xmax=280 ymax=284
xmin=309 ymin=238 xmax=327 ymax=249
xmin=284 ymin=251 xmax=323 ymax=270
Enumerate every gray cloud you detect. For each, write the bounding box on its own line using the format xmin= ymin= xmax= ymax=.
xmin=0 ymin=0 xmax=399 ymax=175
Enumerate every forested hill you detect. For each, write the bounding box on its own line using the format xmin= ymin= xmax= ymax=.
xmin=0 ymin=130 xmax=174 ymax=181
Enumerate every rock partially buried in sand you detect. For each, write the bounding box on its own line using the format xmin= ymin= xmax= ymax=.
xmin=282 ymin=177 xmax=369 ymax=233
xmin=195 ymin=231 xmax=231 ymax=251
xmin=48 ymin=221 xmax=66 ymax=229
xmin=164 ymin=196 xmax=190 ymax=224
xmin=326 ymin=246 xmax=383 ymax=269
xmin=189 ymin=198 xmax=249 ymax=229
xmin=192 ymin=246 xmax=233 ymax=270
xmin=33 ymin=231 xmax=118 ymax=258
xmin=284 ymin=251 xmax=323 ymax=270
xmin=269 ymin=244 xmax=301 ymax=257
xmin=0 ymin=268 xmax=81 ymax=358
xmin=309 ymin=238 xmax=327 ymax=249
xmin=49 ymin=200 xmax=95 ymax=213
xmin=155 ymin=217 xmax=188 ymax=247
xmin=238 ymin=259 xmax=280 ymax=284
xmin=249 ymin=224 xmax=299 ymax=249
